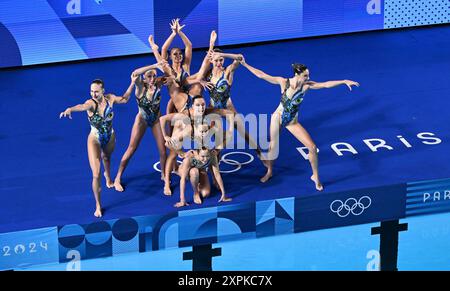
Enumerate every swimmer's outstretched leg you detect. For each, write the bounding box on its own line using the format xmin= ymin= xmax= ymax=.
xmin=166 ymin=100 xmax=179 ymax=175
xmin=102 ymin=133 xmax=116 ymax=189
xmin=260 ymin=113 xmax=280 ymax=183
xmin=152 ymin=119 xmax=168 ymax=182
xmin=286 ymin=122 xmax=323 ymax=191
xmin=88 ymin=135 xmax=103 ymax=217
xmin=114 ymin=114 xmax=147 ymax=192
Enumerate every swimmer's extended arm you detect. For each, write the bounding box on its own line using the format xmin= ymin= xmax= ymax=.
xmin=240 ymin=59 xmax=285 ymax=86
xmin=209 ymin=51 xmax=243 ymax=85
xmin=59 ymin=100 xmax=94 ymax=119
xmin=210 ymin=154 xmax=231 ymax=202
xmin=133 ymin=63 xmax=160 ymax=76
xmin=112 ymin=74 xmax=138 ymax=104
xmin=211 ymin=162 xmax=225 ymax=196
xmin=177 ymin=21 xmax=192 ymax=73
xmin=216 ymin=52 xmax=243 ymax=71
xmin=161 ymin=19 xmax=178 ymax=61
xmin=306 ymin=80 xmax=360 ymax=91
xmin=223 ymin=53 xmax=243 ymax=84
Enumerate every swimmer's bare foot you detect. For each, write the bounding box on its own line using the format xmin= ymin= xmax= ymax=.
xmin=113 ymin=179 xmax=124 ymax=192
xmin=164 ymin=183 xmax=172 ymax=196
xmin=104 ymin=172 xmax=114 ymax=188
xmin=161 ymin=173 xmax=165 ymax=181
xmin=311 ymin=175 xmax=324 ymax=191
xmin=260 ymin=170 xmax=272 ymax=183
xmin=174 ymin=201 xmax=189 ymax=208
xmin=219 ymin=195 xmax=232 ymax=203
xmin=193 ymin=193 xmax=202 ymax=204
xmin=94 ymin=207 xmax=102 ymax=218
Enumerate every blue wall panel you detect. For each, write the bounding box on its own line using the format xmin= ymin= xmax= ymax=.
xmin=0 ymin=0 xmax=447 ymax=68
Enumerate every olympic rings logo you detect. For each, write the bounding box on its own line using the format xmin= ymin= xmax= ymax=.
xmin=153 ymin=160 xmax=182 ymax=173
xmin=152 ymin=151 xmax=254 ymax=174
xmin=218 ymin=151 xmax=254 ymax=173
xmin=330 ymin=196 xmax=372 ymax=218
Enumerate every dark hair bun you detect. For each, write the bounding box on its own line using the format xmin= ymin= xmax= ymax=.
xmin=91 ymin=79 xmax=104 ymax=88
xmin=292 ymin=63 xmax=308 ymax=75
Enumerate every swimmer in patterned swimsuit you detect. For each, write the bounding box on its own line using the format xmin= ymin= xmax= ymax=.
xmin=148 ymin=31 xmax=217 ymax=114
xmin=113 ymin=64 xmax=170 ymax=192
xmin=161 ymin=18 xmax=193 ymax=116
xmin=204 ymin=49 xmax=263 ymax=159
xmin=160 ymin=95 xmax=235 ymax=196
xmin=158 ymin=18 xmax=197 ymax=118
xmin=241 ymin=59 xmax=359 ymax=190
xmin=60 ymin=78 xmax=135 ymax=217
xmin=175 ymin=147 xmax=232 ymax=208
xmin=149 ymin=31 xmax=220 ymax=181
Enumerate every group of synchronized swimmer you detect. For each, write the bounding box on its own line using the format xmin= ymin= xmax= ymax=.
xmin=60 ymin=19 xmax=359 ymax=217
